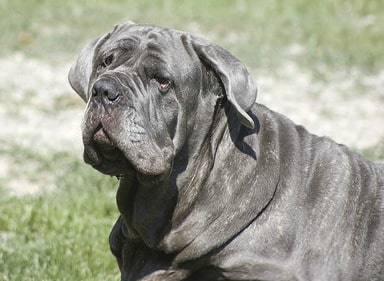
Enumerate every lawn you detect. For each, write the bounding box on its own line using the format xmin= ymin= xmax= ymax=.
xmin=0 ymin=144 xmax=120 ymax=280
xmin=0 ymin=1 xmax=383 ymax=280
xmin=1 ymin=0 xmax=384 ymax=72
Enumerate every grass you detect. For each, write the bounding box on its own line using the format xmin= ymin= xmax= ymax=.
xmin=1 ymin=0 xmax=383 ymax=73
xmin=0 ymin=145 xmax=120 ymax=280
xmin=0 ymin=0 xmax=383 ymax=279
xmin=361 ymin=141 xmax=384 ymax=163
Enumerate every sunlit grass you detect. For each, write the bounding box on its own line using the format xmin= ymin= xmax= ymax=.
xmin=0 ymin=146 xmax=120 ymax=280
xmin=1 ymin=0 xmax=383 ymax=72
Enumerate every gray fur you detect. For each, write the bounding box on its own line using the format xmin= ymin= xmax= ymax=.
xmin=69 ymin=23 xmax=384 ymax=280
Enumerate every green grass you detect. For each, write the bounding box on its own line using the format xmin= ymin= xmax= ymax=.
xmin=361 ymin=141 xmax=384 ymax=163
xmin=0 ymin=145 xmax=120 ymax=280
xmin=1 ymin=0 xmax=383 ymax=73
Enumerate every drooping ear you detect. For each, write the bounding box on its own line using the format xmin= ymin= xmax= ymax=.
xmin=191 ymin=37 xmax=257 ymax=129
xmin=68 ymin=36 xmax=101 ymax=102
xmin=69 ymin=22 xmax=136 ymax=102
xmin=69 ymin=27 xmax=121 ymax=102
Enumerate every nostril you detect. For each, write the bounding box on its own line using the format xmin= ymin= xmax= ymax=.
xmin=92 ymin=87 xmax=98 ymax=97
xmin=92 ymin=80 xmax=120 ymax=102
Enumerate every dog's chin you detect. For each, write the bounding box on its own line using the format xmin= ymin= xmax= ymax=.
xmin=84 ymin=145 xmax=132 ymax=177
xmin=84 ymin=148 xmax=168 ymax=184
xmin=83 ymin=127 xmax=171 ymax=182
xmin=84 ymin=146 xmax=169 ymax=184
xmin=82 ymin=127 xmax=132 ymax=177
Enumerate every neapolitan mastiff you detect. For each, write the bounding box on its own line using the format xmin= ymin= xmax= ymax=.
xmin=68 ymin=22 xmax=384 ymax=280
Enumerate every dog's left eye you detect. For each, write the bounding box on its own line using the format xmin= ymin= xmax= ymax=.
xmin=155 ymin=77 xmax=172 ymax=92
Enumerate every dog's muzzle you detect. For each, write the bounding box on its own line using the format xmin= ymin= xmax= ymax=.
xmin=92 ymin=77 xmax=121 ymax=103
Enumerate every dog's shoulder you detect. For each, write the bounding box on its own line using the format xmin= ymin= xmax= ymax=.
xmin=251 ymin=102 xmax=383 ymax=182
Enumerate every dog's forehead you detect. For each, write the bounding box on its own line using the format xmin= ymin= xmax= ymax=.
xmin=107 ymin=24 xmax=184 ymax=50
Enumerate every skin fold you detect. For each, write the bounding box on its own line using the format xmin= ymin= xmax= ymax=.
xmin=69 ymin=23 xmax=384 ymax=281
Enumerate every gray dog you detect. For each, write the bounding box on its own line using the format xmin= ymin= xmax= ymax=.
xmin=68 ymin=22 xmax=384 ymax=281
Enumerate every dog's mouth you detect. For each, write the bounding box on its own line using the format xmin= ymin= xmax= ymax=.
xmin=82 ymin=104 xmax=174 ymax=179
xmin=83 ymin=126 xmax=133 ymax=177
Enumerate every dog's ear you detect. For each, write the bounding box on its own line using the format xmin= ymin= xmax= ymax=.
xmin=68 ymin=30 xmax=116 ymax=102
xmin=68 ymin=36 xmax=100 ymax=102
xmin=69 ymin=22 xmax=136 ymax=102
xmin=191 ymin=37 xmax=257 ymax=129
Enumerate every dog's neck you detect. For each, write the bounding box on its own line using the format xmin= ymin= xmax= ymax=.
xmin=171 ymin=98 xmax=227 ymax=210
xmin=114 ymin=85 xmax=275 ymax=260
xmin=166 ymin=105 xmax=282 ymax=263
xmin=115 ymin=98 xmax=228 ymax=248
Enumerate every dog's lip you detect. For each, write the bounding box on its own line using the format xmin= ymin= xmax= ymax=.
xmin=83 ymin=125 xmax=120 ymax=166
xmin=83 ymin=122 xmax=172 ymax=178
xmin=83 ymin=135 xmax=132 ymax=177
xmin=93 ymin=126 xmax=114 ymax=148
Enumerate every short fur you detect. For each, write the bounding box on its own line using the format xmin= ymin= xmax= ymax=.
xmin=69 ymin=23 xmax=384 ymax=281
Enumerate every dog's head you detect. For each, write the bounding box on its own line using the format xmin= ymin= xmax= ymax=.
xmin=69 ymin=23 xmax=257 ymax=179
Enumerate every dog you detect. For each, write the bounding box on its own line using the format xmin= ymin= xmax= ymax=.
xmin=68 ymin=22 xmax=384 ymax=280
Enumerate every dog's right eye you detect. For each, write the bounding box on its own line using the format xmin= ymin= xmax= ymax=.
xmin=97 ymin=54 xmax=114 ymax=73
xmin=103 ymin=54 xmax=114 ymax=67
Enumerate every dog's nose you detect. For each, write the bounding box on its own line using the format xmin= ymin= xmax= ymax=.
xmin=92 ymin=79 xmax=120 ymax=102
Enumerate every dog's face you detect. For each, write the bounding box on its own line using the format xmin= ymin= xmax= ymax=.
xmin=69 ymin=23 xmax=257 ymax=179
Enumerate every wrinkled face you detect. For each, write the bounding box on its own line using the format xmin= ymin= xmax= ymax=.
xmin=69 ymin=23 xmax=257 ymax=179
xmin=71 ymin=25 xmax=204 ymax=177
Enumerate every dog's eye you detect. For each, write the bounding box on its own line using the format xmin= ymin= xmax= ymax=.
xmin=99 ymin=54 xmax=114 ymax=69
xmin=155 ymin=76 xmax=172 ymax=92
xmin=97 ymin=54 xmax=114 ymax=75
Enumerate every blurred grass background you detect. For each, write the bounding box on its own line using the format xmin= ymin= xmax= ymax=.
xmin=0 ymin=0 xmax=383 ymax=280
xmin=1 ymin=0 xmax=383 ymax=72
